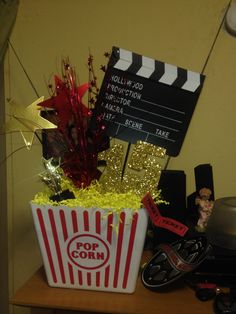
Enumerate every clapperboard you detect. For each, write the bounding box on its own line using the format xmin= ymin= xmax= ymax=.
xmin=92 ymin=47 xmax=205 ymax=156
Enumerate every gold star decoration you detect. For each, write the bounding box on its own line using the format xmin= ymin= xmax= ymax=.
xmin=5 ymin=97 xmax=57 ymax=150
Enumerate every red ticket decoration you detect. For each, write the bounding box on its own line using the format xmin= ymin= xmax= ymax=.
xmin=141 ymin=192 xmax=188 ymax=237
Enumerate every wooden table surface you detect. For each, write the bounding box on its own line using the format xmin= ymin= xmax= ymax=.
xmin=10 ymin=266 xmax=214 ymax=314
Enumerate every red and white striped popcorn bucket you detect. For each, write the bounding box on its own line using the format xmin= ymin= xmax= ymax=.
xmin=31 ymin=204 xmax=148 ymax=293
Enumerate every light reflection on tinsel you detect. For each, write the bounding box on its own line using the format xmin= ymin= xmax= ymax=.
xmin=98 ymin=140 xmax=166 ymax=197
xmin=40 ymin=158 xmax=63 ymax=195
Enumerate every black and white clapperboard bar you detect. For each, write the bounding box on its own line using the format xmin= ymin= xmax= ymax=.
xmin=91 ymin=47 xmax=205 ymax=156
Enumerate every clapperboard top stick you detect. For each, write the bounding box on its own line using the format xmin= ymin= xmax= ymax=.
xmin=92 ymin=47 xmax=205 ymax=157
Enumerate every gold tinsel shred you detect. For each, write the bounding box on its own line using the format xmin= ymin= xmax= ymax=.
xmin=32 ymin=180 xmax=142 ymax=213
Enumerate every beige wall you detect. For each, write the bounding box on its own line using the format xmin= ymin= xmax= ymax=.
xmin=4 ymin=0 xmax=236 ymax=313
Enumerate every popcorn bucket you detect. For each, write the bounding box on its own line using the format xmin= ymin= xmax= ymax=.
xmin=31 ymin=203 xmax=148 ymax=293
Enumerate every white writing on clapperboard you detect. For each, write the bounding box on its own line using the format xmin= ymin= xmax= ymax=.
xmin=104 ymin=75 xmax=145 ymax=131
xmin=103 ymin=74 xmax=176 ymax=139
